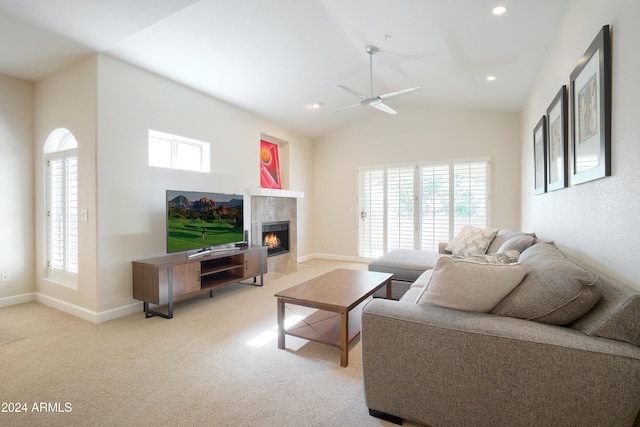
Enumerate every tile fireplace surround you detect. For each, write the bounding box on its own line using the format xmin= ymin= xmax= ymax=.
xmin=250 ymin=189 xmax=302 ymax=271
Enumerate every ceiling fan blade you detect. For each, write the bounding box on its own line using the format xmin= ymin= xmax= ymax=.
xmin=332 ymin=103 xmax=361 ymax=113
xmin=338 ymin=85 xmax=366 ymax=99
xmin=371 ymin=102 xmax=397 ymax=115
xmin=378 ymin=87 xmax=420 ymax=101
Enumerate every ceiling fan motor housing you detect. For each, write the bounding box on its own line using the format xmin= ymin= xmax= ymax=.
xmin=365 ymin=45 xmax=379 ymax=55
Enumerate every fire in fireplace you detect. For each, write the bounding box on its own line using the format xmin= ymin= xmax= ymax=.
xmin=262 ymin=221 xmax=290 ymax=257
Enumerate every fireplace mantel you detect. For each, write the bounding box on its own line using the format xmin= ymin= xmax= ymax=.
xmin=249 ymin=188 xmax=304 ymax=199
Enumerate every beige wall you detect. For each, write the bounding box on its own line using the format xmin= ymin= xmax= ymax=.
xmin=95 ymin=55 xmax=315 ymax=316
xmin=314 ymin=106 xmax=521 ymax=259
xmin=2 ymin=53 xmax=315 ymax=321
xmin=520 ymin=0 xmax=640 ymax=289
xmin=0 ymin=74 xmax=34 ymax=305
xmin=34 ymin=56 xmax=99 ymax=314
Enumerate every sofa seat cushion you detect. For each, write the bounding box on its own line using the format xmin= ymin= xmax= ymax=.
xmin=492 ymin=242 xmax=601 ymax=325
xmin=369 ymin=249 xmax=445 ymax=282
xmin=411 ymin=270 xmax=433 ymax=288
xmin=400 ymin=286 xmax=422 ymax=303
xmin=415 ymin=257 xmax=527 ymax=313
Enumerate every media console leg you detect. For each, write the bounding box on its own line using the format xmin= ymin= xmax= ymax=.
xmin=143 ymin=302 xmax=151 ymax=318
xmin=167 ymin=266 xmax=174 ymax=319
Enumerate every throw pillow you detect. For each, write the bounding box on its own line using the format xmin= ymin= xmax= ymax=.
xmin=491 ymin=242 xmax=601 ymax=325
xmin=497 ymin=235 xmax=535 ymax=254
xmin=451 ymin=227 xmax=498 ymax=258
xmin=486 ymin=229 xmax=536 ymax=254
xmin=444 ymin=225 xmax=474 ymax=253
xmin=415 ymin=257 xmax=527 ymax=313
xmin=460 ymin=250 xmax=520 ymax=264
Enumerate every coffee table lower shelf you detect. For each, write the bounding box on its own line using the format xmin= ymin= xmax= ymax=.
xmin=283 ymin=305 xmax=363 ymax=348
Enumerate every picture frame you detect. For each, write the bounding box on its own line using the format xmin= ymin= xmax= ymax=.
xmin=260 ymin=139 xmax=282 ymax=189
xmin=570 ymin=25 xmax=611 ymax=185
xmin=546 ymin=85 xmax=568 ymax=191
xmin=533 ymin=116 xmax=547 ymax=195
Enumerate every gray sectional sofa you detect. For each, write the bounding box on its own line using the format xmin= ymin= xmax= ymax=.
xmin=362 ymin=229 xmax=640 ymax=426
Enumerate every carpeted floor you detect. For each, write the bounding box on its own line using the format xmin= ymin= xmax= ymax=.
xmin=0 ymin=259 xmax=420 ymax=427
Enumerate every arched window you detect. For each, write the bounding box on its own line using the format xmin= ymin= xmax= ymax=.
xmin=44 ymin=128 xmax=78 ymax=288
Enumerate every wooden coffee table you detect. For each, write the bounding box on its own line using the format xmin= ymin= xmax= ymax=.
xmin=275 ymin=268 xmax=393 ymax=367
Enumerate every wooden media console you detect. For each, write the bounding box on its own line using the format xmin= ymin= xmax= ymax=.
xmin=132 ymin=245 xmax=268 ymax=319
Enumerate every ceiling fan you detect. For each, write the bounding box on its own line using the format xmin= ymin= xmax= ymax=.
xmin=334 ymin=45 xmax=420 ymax=115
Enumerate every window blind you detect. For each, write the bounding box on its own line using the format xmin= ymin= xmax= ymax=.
xmin=358 ymin=158 xmax=490 ymax=257
xmin=47 ymin=152 xmax=79 ymax=280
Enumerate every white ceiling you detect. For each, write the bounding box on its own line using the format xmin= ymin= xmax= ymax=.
xmin=0 ymin=0 xmax=569 ymax=138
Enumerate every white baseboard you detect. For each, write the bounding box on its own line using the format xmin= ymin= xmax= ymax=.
xmin=0 ymin=292 xmax=36 ymax=307
xmin=95 ymin=302 xmax=142 ymax=323
xmin=31 ymin=294 xmax=142 ymax=323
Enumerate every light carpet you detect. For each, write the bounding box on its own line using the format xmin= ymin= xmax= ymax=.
xmin=0 ymin=259 xmax=420 ymax=427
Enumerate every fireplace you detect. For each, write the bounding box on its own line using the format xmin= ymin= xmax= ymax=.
xmin=262 ymin=221 xmax=290 ymax=257
xmin=251 ymin=192 xmax=299 ymax=271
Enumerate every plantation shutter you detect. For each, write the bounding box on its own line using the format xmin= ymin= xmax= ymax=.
xmin=420 ymin=163 xmax=451 ymax=252
xmin=386 ymin=165 xmax=416 ymax=251
xmin=452 ymin=160 xmax=489 ymax=235
xmin=358 ymin=168 xmax=384 ymax=257
xmin=358 ymin=157 xmax=490 ymax=257
xmin=47 ymin=151 xmax=79 ymax=280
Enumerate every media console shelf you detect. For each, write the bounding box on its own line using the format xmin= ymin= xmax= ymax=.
xmin=132 ymin=245 xmax=267 ymax=319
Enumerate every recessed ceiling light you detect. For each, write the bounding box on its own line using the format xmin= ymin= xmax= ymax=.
xmin=492 ymin=6 xmax=508 ymax=15
xmin=486 ymin=75 xmax=497 ymax=81
xmin=308 ymin=102 xmax=323 ymax=109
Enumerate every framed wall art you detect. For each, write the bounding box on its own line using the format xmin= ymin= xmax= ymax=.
xmin=570 ymin=25 xmax=611 ymax=185
xmin=533 ymin=116 xmax=547 ymax=195
xmin=546 ymin=85 xmax=568 ymax=191
xmin=260 ymin=139 xmax=281 ymax=189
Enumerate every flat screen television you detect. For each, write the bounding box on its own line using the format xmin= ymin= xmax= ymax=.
xmin=166 ymin=190 xmax=244 ymax=254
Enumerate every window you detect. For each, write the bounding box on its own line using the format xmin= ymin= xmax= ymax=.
xmin=358 ymin=158 xmax=490 ymax=257
xmin=148 ymin=129 xmax=210 ymax=172
xmin=44 ymin=129 xmax=79 ymax=287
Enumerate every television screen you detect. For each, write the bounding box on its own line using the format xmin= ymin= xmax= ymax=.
xmin=166 ymin=190 xmax=244 ymax=253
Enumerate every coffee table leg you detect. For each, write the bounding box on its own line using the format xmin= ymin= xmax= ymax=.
xmin=277 ymin=298 xmax=285 ymax=349
xmin=386 ymin=278 xmax=392 ymax=299
xmin=340 ymin=309 xmax=349 ymax=367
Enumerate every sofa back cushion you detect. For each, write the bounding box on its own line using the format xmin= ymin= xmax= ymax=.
xmin=415 ymin=257 xmax=526 ymax=313
xmin=491 ymin=242 xmax=601 ymax=325
xmin=486 ymin=229 xmax=536 ymax=254
xmin=570 ymin=273 xmax=640 ymax=347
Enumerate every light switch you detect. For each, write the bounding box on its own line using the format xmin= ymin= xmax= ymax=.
xmin=81 ymin=209 xmax=88 ymax=222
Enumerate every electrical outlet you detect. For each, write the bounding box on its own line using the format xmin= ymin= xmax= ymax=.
xmin=1 ymin=272 xmax=9 ymax=283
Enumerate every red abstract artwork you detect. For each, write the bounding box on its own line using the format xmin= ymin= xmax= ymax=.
xmin=260 ymin=140 xmax=281 ymax=189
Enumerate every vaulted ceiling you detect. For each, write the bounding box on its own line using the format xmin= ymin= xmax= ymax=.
xmin=0 ymin=0 xmax=569 ymax=138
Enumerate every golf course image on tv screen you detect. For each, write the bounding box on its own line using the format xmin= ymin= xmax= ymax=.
xmin=166 ymin=190 xmax=244 ymax=253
